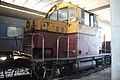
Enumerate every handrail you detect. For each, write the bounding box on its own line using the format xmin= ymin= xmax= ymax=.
xmin=57 ymin=36 xmax=70 ymax=61
xmin=56 ymin=36 xmax=78 ymax=61
xmin=57 ymin=36 xmax=78 ymax=61
xmin=24 ymin=33 xmax=45 ymax=62
xmin=32 ymin=33 xmax=45 ymax=62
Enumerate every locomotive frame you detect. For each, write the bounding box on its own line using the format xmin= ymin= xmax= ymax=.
xmin=23 ymin=2 xmax=111 ymax=79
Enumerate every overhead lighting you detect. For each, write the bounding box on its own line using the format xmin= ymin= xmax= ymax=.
xmin=0 ymin=4 xmax=45 ymax=17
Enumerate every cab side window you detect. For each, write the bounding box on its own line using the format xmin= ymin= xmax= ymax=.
xmin=90 ymin=14 xmax=94 ymax=27
xmin=50 ymin=11 xmax=57 ymax=20
xmin=84 ymin=12 xmax=90 ymax=26
xmin=69 ymin=8 xmax=76 ymax=22
xmin=84 ymin=11 xmax=95 ymax=27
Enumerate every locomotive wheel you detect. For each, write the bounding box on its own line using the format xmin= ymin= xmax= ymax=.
xmin=52 ymin=67 xmax=60 ymax=78
xmin=33 ymin=67 xmax=44 ymax=79
xmin=31 ymin=68 xmax=38 ymax=80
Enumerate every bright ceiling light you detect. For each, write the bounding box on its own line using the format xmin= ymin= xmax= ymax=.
xmin=0 ymin=4 xmax=45 ymax=17
xmin=63 ymin=0 xmax=71 ymax=2
xmin=13 ymin=0 xmax=27 ymax=6
xmin=1 ymin=0 xmax=13 ymax=3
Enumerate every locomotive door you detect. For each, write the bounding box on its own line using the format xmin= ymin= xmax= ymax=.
xmin=67 ymin=7 xmax=79 ymax=33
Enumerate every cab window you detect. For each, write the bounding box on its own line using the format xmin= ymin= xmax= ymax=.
xmin=69 ymin=8 xmax=76 ymax=22
xmin=90 ymin=14 xmax=94 ymax=27
xmin=58 ymin=8 xmax=68 ymax=21
xmin=84 ymin=11 xmax=95 ymax=27
xmin=84 ymin=11 xmax=90 ymax=26
xmin=50 ymin=10 xmax=57 ymax=20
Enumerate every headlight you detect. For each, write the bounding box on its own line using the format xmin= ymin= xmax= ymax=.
xmin=0 ymin=57 xmax=7 ymax=60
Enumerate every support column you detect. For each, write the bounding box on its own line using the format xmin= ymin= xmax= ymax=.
xmin=111 ymin=0 xmax=120 ymax=80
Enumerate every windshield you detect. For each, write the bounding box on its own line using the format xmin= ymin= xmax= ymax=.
xmin=50 ymin=11 xmax=57 ymax=20
xmin=49 ymin=7 xmax=69 ymax=22
xmin=58 ymin=8 xmax=68 ymax=21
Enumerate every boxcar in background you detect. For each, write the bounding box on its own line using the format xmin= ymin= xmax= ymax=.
xmin=0 ymin=16 xmax=26 ymax=53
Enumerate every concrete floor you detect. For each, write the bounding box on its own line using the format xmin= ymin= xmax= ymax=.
xmin=75 ymin=68 xmax=111 ymax=80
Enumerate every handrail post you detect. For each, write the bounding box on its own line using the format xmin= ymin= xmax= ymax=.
xmin=31 ymin=34 xmax=34 ymax=60
xmin=37 ymin=33 xmax=45 ymax=62
xmin=67 ymin=37 xmax=70 ymax=58
xmin=56 ymin=38 xmax=59 ymax=62
xmin=42 ymin=36 xmax=44 ymax=62
xmin=31 ymin=33 xmax=45 ymax=62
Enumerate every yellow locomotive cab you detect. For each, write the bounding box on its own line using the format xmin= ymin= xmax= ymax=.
xmin=25 ymin=2 xmax=97 ymax=35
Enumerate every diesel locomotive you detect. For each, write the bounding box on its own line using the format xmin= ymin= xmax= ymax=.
xmin=23 ymin=2 xmax=111 ymax=79
xmin=0 ymin=2 xmax=111 ymax=79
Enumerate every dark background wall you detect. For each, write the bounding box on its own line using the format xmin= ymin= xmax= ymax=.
xmin=0 ymin=16 xmax=26 ymax=52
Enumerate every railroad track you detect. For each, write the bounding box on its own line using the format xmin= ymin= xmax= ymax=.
xmin=53 ymin=66 xmax=110 ymax=80
xmin=1 ymin=66 xmax=110 ymax=80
